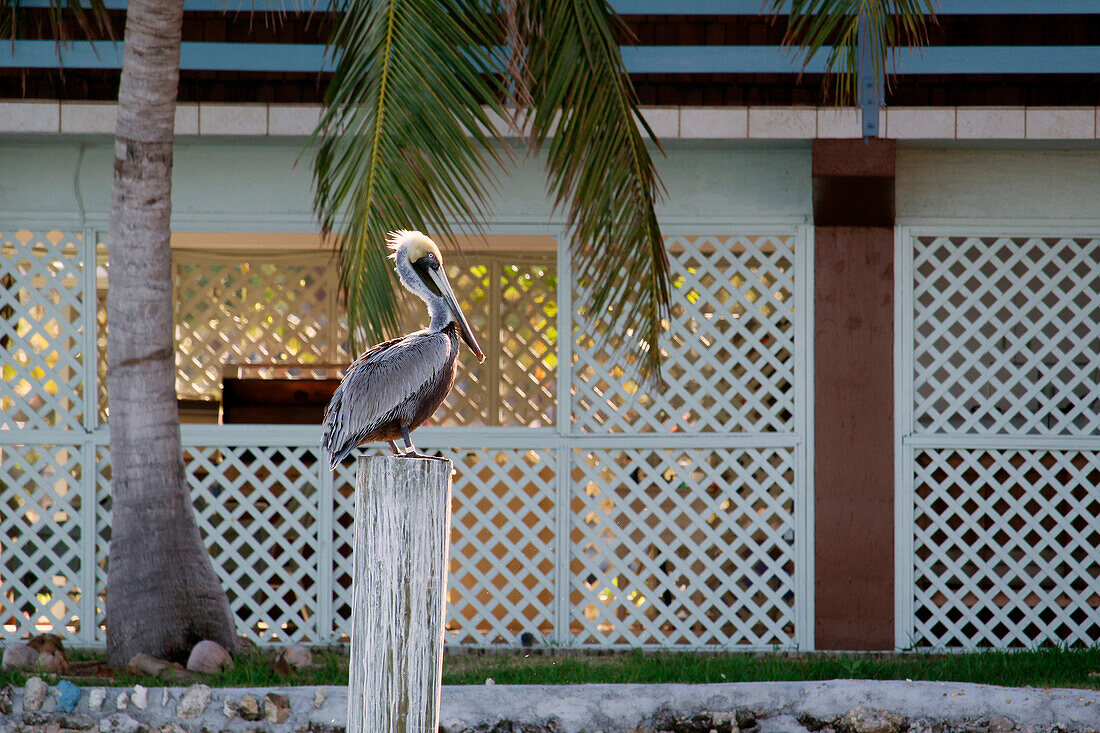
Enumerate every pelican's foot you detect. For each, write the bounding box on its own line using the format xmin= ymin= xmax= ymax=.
xmin=400 ymin=451 xmax=447 ymax=461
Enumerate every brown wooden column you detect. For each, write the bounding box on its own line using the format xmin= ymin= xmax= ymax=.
xmin=812 ymin=139 xmax=896 ymax=650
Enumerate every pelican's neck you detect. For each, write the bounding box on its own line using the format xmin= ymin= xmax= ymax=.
xmin=426 ymin=298 xmax=453 ymax=332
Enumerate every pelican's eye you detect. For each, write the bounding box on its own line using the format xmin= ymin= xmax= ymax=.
xmin=411 ymin=253 xmax=443 ymax=296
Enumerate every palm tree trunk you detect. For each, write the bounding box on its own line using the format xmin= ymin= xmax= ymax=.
xmin=105 ymin=0 xmax=235 ymax=667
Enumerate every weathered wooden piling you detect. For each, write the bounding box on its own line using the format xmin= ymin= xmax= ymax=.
xmin=347 ymin=455 xmax=453 ymax=733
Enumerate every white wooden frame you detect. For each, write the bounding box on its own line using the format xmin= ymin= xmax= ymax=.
xmin=1 ymin=221 xmax=814 ymax=649
xmin=894 ymin=224 xmax=1100 ymax=650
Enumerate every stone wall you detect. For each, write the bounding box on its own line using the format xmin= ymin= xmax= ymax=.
xmin=1 ymin=679 xmax=1098 ymax=733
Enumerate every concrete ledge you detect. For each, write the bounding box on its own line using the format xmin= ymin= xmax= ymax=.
xmin=7 ymin=103 xmax=1100 ymax=141
xmin=2 ymin=679 xmax=1099 ymax=733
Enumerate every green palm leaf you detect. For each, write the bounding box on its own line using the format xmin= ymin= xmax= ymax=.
xmin=520 ymin=0 xmax=670 ymax=384
xmin=775 ymin=0 xmax=936 ymax=104
xmin=2 ymin=0 xmax=112 ymax=46
xmin=312 ymin=0 xmax=512 ymax=350
xmin=314 ymin=0 xmax=671 ymax=382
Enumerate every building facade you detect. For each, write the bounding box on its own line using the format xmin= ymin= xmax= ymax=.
xmin=1 ymin=1 xmax=1097 ymax=651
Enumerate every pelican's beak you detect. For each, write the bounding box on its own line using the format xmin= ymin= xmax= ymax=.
xmin=428 ymin=267 xmax=485 ymax=362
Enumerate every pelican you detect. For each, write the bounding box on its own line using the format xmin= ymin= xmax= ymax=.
xmin=322 ymin=230 xmax=484 ymax=467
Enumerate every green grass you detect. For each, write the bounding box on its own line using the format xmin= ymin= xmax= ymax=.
xmin=2 ymin=647 xmax=1098 ymax=690
xmin=441 ymin=648 xmax=1100 ymax=689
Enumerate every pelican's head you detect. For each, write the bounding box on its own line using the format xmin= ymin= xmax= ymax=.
xmin=387 ymin=230 xmax=485 ymax=362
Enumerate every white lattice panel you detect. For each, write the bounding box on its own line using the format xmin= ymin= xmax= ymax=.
xmin=330 ymin=447 xmax=558 ymax=646
xmin=185 ymin=445 xmax=323 ymax=643
xmin=93 ymin=445 xmax=112 ymax=642
xmin=431 ymin=256 xmax=557 ymax=427
xmin=330 ymin=458 xmax=357 ymax=642
xmin=444 ymin=448 xmax=557 ymax=645
xmin=0 ymin=231 xmax=86 ymax=430
xmin=95 ymin=241 xmax=109 ymax=425
xmin=0 ymin=444 xmax=85 ymax=639
xmin=569 ymin=448 xmax=796 ymax=647
xmin=912 ymin=235 xmax=1100 ymax=436
xmin=428 ymin=263 xmax=492 ymax=426
xmin=497 ymin=264 xmax=556 ymax=427
xmin=911 ymin=449 xmax=1100 ymax=649
xmin=174 ymin=253 xmax=348 ymax=400
xmin=573 ymin=235 xmax=796 ymax=434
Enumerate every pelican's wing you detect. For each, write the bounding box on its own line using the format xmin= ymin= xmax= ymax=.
xmin=322 ymin=330 xmax=452 ymax=465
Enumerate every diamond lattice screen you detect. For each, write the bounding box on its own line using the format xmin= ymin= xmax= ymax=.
xmin=569 ymin=448 xmax=796 ymax=647
xmin=912 ymin=449 xmax=1100 ymax=649
xmin=444 ymin=448 xmax=557 ymax=645
xmin=430 ymin=255 xmax=557 ymax=427
xmin=185 ymin=445 xmax=321 ymax=643
xmin=572 ymin=235 xmax=795 ymax=434
xmin=912 ymin=236 xmax=1100 ymax=436
xmin=0 ymin=443 xmax=86 ymax=639
xmin=93 ymin=445 xmax=112 ymax=642
xmin=330 ymin=447 xmax=557 ymax=646
xmin=0 ymin=231 xmax=86 ymax=430
xmin=92 ymin=445 xmax=324 ymax=644
xmin=422 ymin=263 xmax=492 ymax=425
xmin=95 ymin=242 xmax=108 ymax=425
xmin=174 ymin=251 xmax=348 ymax=400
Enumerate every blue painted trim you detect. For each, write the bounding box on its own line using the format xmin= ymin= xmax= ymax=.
xmin=180 ymin=42 xmax=334 ymax=71
xmin=893 ymin=45 xmax=1100 ymax=75
xmin=623 ymin=46 xmax=1100 ymax=75
xmin=0 ymin=40 xmax=336 ymax=71
xmin=857 ymin=14 xmax=879 ymax=138
xmin=14 ymin=0 xmax=1100 ymax=13
xmin=620 ymin=45 xmax=825 ymax=74
xmin=611 ymin=0 xmax=1100 ymax=14
xmin=6 ymin=41 xmax=1100 ymax=76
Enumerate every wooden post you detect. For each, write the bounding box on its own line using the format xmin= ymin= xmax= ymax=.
xmin=347 ymin=456 xmax=453 ymax=733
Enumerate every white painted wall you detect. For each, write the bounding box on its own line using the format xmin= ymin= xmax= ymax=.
xmin=897 ymin=145 xmax=1100 ymax=225
xmin=0 ymin=136 xmax=812 ymax=233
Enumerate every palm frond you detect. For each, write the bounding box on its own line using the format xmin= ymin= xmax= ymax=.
xmin=2 ymin=0 xmax=112 ymax=46
xmin=311 ymin=0 xmax=511 ymax=351
xmin=775 ymin=0 xmax=936 ymax=104
xmin=520 ymin=0 xmax=670 ymax=384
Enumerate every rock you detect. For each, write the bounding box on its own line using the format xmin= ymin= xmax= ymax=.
xmin=56 ymin=680 xmax=81 ymax=713
xmin=313 ymin=688 xmax=327 ymax=709
xmin=279 ymin=644 xmax=313 ymax=670
xmin=131 ymin=685 xmax=148 ymax=711
xmin=54 ymin=713 xmax=97 ymax=730
xmin=176 ymin=684 xmax=212 ymax=720
xmin=736 ymin=709 xmax=764 ymax=728
xmin=235 ymin=636 xmax=258 ymax=654
xmin=26 ymin=634 xmax=64 ymax=655
xmin=264 ymin=693 xmax=290 ymax=724
xmin=0 ymin=684 xmax=12 ymax=715
xmin=35 ymin=649 xmax=69 ymax=675
xmin=905 ymin=718 xmax=941 ymax=733
xmin=156 ymin=725 xmax=187 ymax=733
xmin=23 ymin=677 xmax=49 ymax=712
xmin=839 ymin=707 xmax=906 ymax=733
xmin=116 ymin=691 xmax=129 ymax=710
xmin=223 ymin=699 xmax=238 ymax=719
xmin=100 ymin=713 xmax=144 ymax=733
xmin=1 ymin=644 xmax=38 ymax=671
xmin=238 ymin=693 xmax=262 ymax=721
xmin=127 ymin=653 xmax=177 ymax=678
xmin=88 ymin=688 xmax=107 ymax=712
xmin=987 ymin=716 xmax=1016 ymax=733
xmin=186 ymin=640 xmax=232 ymax=675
